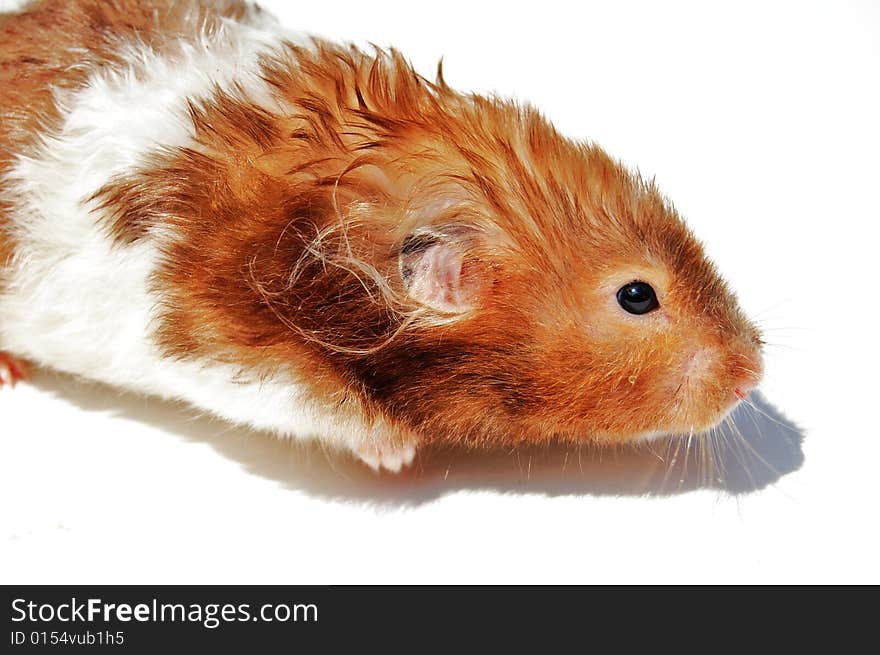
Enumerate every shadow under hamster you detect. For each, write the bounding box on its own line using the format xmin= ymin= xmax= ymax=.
xmin=28 ymin=368 xmax=805 ymax=506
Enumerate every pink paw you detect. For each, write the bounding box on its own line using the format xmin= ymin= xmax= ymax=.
xmin=351 ymin=422 xmax=419 ymax=474
xmin=355 ymin=440 xmax=417 ymax=474
xmin=0 ymin=352 xmax=28 ymax=388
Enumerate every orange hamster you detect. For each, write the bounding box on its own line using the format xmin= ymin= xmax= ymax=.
xmin=0 ymin=0 xmax=762 ymax=471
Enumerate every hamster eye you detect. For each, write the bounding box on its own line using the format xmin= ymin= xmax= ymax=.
xmin=616 ymin=281 xmax=659 ymax=315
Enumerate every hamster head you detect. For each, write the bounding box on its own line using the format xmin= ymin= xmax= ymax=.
xmin=327 ymin=119 xmax=765 ymax=447
xmin=136 ymin=43 xmax=763 ymax=450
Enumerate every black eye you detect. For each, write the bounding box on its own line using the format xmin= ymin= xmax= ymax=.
xmin=617 ymin=281 xmax=659 ymax=315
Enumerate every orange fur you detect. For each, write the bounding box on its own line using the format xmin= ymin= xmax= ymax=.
xmin=3 ymin=0 xmax=762 ymax=449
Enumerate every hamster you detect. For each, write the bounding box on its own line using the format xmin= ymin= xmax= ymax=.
xmin=0 ymin=0 xmax=763 ymax=472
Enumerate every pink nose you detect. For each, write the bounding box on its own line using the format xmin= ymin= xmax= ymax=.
xmin=732 ymin=377 xmax=758 ymax=401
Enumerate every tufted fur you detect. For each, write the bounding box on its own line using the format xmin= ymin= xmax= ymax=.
xmin=0 ymin=0 xmax=762 ymax=470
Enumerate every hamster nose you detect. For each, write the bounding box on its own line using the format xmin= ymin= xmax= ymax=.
xmin=731 ymin=364 xmax=761 ymax=401
xmin=730 ymin=340 xmax=763 ymax=402
xmin=732 ymin=377 xmax=758 ymax=401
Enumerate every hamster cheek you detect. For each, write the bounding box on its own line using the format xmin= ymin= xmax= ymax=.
xmin=679 ymin=346 xmax=719 ymax=384
xmin=668 ymin=337 xmax=763 ymax=430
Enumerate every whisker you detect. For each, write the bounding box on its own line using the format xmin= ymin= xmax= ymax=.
xmin=738 ymin=396 xmax=800 ymax=435
xmin=728 ymin=409 xmax=783 ymax=479
xmin=679 ymin=428 xmax=694 ymax=491
xmin=709 ymin=426 xmax=726 ymax=483
xmin=659 ymin=435 xmax=683 ymax=494
xmin=721 ymin=415 xmax=751 ymax=478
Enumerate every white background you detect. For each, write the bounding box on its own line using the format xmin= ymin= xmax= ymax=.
xmin=1 ymin=0 xmax=878 ymax=584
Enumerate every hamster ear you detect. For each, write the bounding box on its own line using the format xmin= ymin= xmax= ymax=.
xmin=399 ymin=227 xmax=486 ymax=313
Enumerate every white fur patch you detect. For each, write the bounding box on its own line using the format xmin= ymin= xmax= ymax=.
xmin=0 ymin=0 xmax=33 ymax=14
xmin=0 ymin=7 xmax=393 ymax=466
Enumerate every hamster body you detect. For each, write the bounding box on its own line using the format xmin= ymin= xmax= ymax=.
xmin=0 ymin=0 xmax=763 ymax=471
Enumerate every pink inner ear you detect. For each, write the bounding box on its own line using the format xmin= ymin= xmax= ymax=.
xmin=405 ymin=242 xmax=474 ymax=312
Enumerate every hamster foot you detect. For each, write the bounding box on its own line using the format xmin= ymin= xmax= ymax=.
xmin=0 ymin=352 xmax=29 ymax=388
xmin=353 ymin=431 xmax=418 ymax=474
